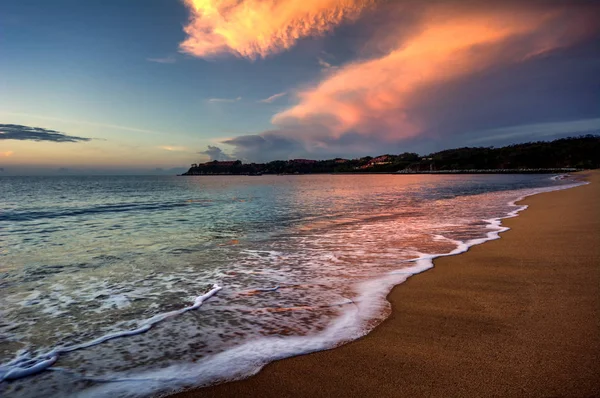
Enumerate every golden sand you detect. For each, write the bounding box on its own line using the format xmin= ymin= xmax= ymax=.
xmin=174 ymin=171 xmax=600 ymax=397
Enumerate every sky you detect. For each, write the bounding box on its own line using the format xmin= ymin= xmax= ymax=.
xmin=0 ymin=0 xmax=599 ymax=175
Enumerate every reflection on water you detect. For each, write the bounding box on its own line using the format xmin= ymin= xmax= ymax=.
xmin=0 ymin=174 xmax=577 ymax=397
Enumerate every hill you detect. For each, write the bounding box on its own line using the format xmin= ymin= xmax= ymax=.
xmin=182 ymin=135 xmax=600 ymax=175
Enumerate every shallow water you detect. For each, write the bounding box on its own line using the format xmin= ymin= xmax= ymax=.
xmin=0 ymin=174 xmax=581 ymax=397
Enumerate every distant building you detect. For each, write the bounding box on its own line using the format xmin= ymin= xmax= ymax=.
xmin=370 ymin=155 xmax=391 ymax=163
xmin=367 ymin=155 xmax=393 ymax=167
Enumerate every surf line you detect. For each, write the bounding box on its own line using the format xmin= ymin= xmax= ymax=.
xmin=0 ymin=285 xmax=222 ymax=382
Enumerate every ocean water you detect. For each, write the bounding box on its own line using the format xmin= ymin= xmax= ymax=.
xmin=0 ymin=174 xmax=583 ymax=397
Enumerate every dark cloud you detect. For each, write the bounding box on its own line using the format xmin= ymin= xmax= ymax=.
xmin=199 ymin=145 xmax=233 ymax=161
xmin=221 ymin=129 xmax=410 ymax=161
xmin=408 ymin=38 xmax=600 ymax=142
xmin=0 ymin=124 xmax=91 ymax=143
xmin=222 ymin=133 xmax=304 ymax=162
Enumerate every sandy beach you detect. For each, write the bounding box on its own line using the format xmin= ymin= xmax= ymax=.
xmin=173 ymin=171 xmax=600 ymax=398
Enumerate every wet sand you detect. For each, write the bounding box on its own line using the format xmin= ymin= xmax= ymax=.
xmin=174 ymin=171 xmax=600 ymax=397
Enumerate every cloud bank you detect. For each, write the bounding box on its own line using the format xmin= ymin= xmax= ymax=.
xmin=273 ymin=4 xmax=597 ymax=141
xmin=217 ymin=2 xmax=599 ymax=160
xmin=180 ymin=0 xmax=373 ymax=59
xmin=0 ymin=124 xmax=91 ymax=143
xmin=222 ymin=133 xmax=304 ymax=162
xmin=177 ymin=1 xmax=599 ymax=160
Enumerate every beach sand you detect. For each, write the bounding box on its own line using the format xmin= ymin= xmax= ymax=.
xmin=174 ymin=171 xmax=600 ymax=397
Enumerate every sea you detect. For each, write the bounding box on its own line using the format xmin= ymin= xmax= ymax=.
xmin=0 ymin=173 xmax=584 ymax=397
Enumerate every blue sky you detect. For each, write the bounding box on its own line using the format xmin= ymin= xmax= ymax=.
xmin=1 ymin=0 xmax=599 ymax=174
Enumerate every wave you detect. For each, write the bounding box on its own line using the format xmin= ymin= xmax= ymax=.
xmin=0 ymin=201 xmax=204 ymax=222
xmin=550 ymin=174 xmax=568 ymax=181
xmin=0 ymin=285 xmax=221 ymax=382
xmin=73 ymin=181 xmax=587 ymax=397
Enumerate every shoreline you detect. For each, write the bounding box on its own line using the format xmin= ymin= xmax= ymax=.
xmin=180 ymin=169 xmax=579 ymax=176
xmin=172 ymin=171 xmax=599 ymax=397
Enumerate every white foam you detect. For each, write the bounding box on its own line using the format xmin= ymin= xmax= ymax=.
xmin=0 ymin=285 xmax=221 ymax=382
xmin=81 ymin=266 xmax=430 ymax=398
xmin=550 ymin=174 xmax=569 ymax=181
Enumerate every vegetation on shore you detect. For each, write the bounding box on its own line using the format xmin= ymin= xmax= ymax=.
xmin=183 ymin=135 xmax=600 ymax=175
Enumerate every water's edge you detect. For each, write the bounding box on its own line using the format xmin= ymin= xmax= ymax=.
xmin=70 ymin=180 xmax=588 ymax=398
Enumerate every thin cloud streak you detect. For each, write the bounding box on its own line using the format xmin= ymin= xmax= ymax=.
xmin=317 ymin=57 xmax=336 ymax=70
xmin=180 ymin=0 xmax=373 ymax=59
xmin=158 ymin=145 xmax=189 ymax=151
xmin=467 ymin=118 xmax=600 ymax=144
xmin=259 ymin=92 xmax=287 ymax=103
xmin=208 ymin=97 xmax=242 ymax=103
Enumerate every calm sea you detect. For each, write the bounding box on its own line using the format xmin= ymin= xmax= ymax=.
xmin=0 ymin=174 xmax=582 ymax=397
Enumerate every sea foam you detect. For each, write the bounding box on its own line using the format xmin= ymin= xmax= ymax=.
xmin=0 ymin=285 xmax=221 ymax=382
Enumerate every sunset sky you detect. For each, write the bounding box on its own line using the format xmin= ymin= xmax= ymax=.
xmin=1 ymin=0 xmax=599 ymax=174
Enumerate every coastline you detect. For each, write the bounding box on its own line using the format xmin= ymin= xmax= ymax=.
xmin=180 ymin=168 xmax=580 ymax=176
xmin=172 ymin=171 xmax=599 ymax=398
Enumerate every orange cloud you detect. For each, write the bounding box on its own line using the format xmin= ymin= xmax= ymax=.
xmin=272 ymin=4 xmax=598 ymax=142
xmin=180 ymin=0 xmax=373 ymax=59
xmin=1 ymin=151 xmax=14 ymax=157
